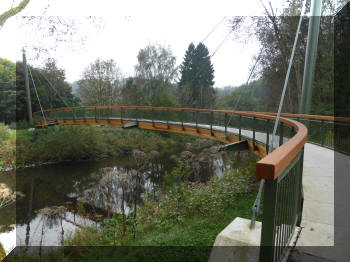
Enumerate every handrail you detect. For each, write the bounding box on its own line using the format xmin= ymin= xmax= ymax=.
xmin=256 ymin=118 xmax=307 ymax=180
xmin=255 ymin=111 xmax=350 ymax=123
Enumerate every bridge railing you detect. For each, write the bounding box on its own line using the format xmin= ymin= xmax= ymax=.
xmin=259 ymin=112 xmax=350 ymax=155
xmin=34 ymin=106 xmax=308 ymax=262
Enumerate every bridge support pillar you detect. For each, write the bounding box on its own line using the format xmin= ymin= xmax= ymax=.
xmin=209 ymin=217 xmax=261 ymax=262
xmin=209 ymin=217 xmax=300 ymax=262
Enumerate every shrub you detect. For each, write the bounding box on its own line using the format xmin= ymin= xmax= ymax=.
xmin=0 ymin=124 xmax=16 ymax=166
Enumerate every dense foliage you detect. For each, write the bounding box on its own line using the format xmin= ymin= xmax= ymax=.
xmin=0 ymin=58 xmax=16 ymax=124
xmin=226 ymin=0 xmax=348 ymax=115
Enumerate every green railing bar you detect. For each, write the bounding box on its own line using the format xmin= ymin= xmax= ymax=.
xmin=181 ymin=110 xmax=184 ymax=131
xmin=210 ymin=112 xmax=214 ymax=136
xmin=279 ymin=122 xmax=284 ymax=146
xmin=239 ymin=115 xmax=242 ymax=141
xmin=225 ymin=113 xmax=228 ymax=139
xmin=259 ymin=179 xmax=278 ymax=262
xmin=266 ymin=119 xmax=270 ymax=153
xmin=253 ymin=116 xmax=256 ymax=147
xmin=167 ymin=109 xmax=170 ymax=129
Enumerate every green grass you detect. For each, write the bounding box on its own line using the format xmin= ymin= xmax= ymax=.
xmin=133 ymin=192 xmax=258 ymax=247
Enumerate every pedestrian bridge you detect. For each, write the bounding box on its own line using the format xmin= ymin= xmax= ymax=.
xmin=34 ymin=106 xmax=350 ymax=262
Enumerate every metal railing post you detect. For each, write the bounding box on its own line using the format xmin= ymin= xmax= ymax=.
xmin=321 ymin=119 xmax=325 ymax=146
xmin=266 ymin=119 xmax=270 ymax=153
xmin=152 ymin=108 xmax=155 ymax=127
xmin=259 ymin=179 xmax=278 ymax=262
xmin=279 ymin=122 xmax=284 ymax=146
xmin=210 ymin=112 xmax=214 ymax=136
xmin=239 ymin=115 xmax=242 ymax=141
xmin=253 ymin=116 xmax=256 ymax=147
xmin=225 ymin=113 xmax=228 ymax=140
xmin=181 ymin=110 xmax=185 ymax=131
xmin=95 ymin=106 xmax=97 ymax=123
xmin=297 ymin=148 xmax=304 ymax=226
xmin=135 ymin=108 xmax=138 ymax=123
xmin=196 ymin=111 xmax=199 ymax=133
xmin=120 ymin=108 xmax=123 ymax=124
xmin=167 ymin=109 xmax=170 ymax=129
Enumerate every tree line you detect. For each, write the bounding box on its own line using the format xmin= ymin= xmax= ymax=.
xmin=0 ymin=41 xmax=216 ymax=124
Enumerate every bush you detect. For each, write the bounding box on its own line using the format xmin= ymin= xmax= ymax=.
xmin=0 ymin=124 xmax=16 ymax=166
xmin=138 ymin=160 xmax=255 ymax=229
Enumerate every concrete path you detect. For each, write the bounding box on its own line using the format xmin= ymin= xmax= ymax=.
xmin=296 ymin=143 xmax=350 ymax=262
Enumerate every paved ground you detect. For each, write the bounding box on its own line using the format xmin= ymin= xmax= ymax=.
xmin=296 ymin=143 xmax=350 ymax=262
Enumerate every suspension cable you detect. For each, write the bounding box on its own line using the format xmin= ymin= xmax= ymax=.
xmin=27 ymin=65 xmax=47 ymax=125
xmin=226 ymin=48 xmax=263 ymax=128
xmin=200 ymin=16 xmax=227 ymax=43
xmin=36 ymin=69 xmax=76 ymax=118
xmin=250 ymin=0 xmax=307 ymax=229
xmin=170 ymin=17 xmax=228 ymax=82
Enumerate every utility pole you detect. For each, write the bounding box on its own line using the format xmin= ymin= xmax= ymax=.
xmin=299 ymin=0 xmax=323 ymax=114
xmin=22 ymin=48 xmax=33 ymax=125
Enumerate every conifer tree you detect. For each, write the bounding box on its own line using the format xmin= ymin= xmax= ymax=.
xmin=179 ymin=42 xmax=215 ymax=108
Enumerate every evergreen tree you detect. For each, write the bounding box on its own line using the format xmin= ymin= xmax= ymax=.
xmin=179 ymin=42 xmax=215 ymax=108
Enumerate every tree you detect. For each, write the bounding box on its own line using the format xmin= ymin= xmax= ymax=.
xmin=228 ymin=0 xmax=348 ymax=114
xmin=0 ymin=58 xmax=16 ymax=123
xmin=15 ymin=58 xmax=79 ymax=122
xmin=178 ymin=42 xmax=215 ymax=108
xmin=77 ymin=59 xmax=122 ymax=106
xmin=131 ymin=44 xmax=177 ymax=106
xmin=0 ymin=0 xmax=30 ymax=29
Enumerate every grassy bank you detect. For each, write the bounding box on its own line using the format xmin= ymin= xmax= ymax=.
xmin=1 ymin=124 xmax=213 ymax=169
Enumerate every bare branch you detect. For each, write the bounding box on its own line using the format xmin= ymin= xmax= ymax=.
xmin=0 ymin=0 xmax=30 ymax=29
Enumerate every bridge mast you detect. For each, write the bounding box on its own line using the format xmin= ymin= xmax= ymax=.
xmin=22 ymin=48 xmax=33 ymax=125
xmin=299 ymin=0 xmax=323 ymax=114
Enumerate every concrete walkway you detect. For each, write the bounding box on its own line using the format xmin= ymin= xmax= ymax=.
xmin=296 ymin=143 xmax=350 ymax=262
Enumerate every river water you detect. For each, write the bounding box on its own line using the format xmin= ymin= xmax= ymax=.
xmin=0 ymin=147 xmax=231 ymax=251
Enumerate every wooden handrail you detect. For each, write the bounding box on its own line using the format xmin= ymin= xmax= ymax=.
xmin=255 ymin=118 xmax=307 ymax=180
xmin=255 ymin=111 xmax=350 ymax=123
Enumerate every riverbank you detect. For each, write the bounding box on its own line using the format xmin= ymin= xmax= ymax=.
xmin=0 ymin=124 xmax=216 ymax=172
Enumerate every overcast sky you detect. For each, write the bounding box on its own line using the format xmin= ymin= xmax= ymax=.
xmin=0 ymin=0 xmax=289 ymax=87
